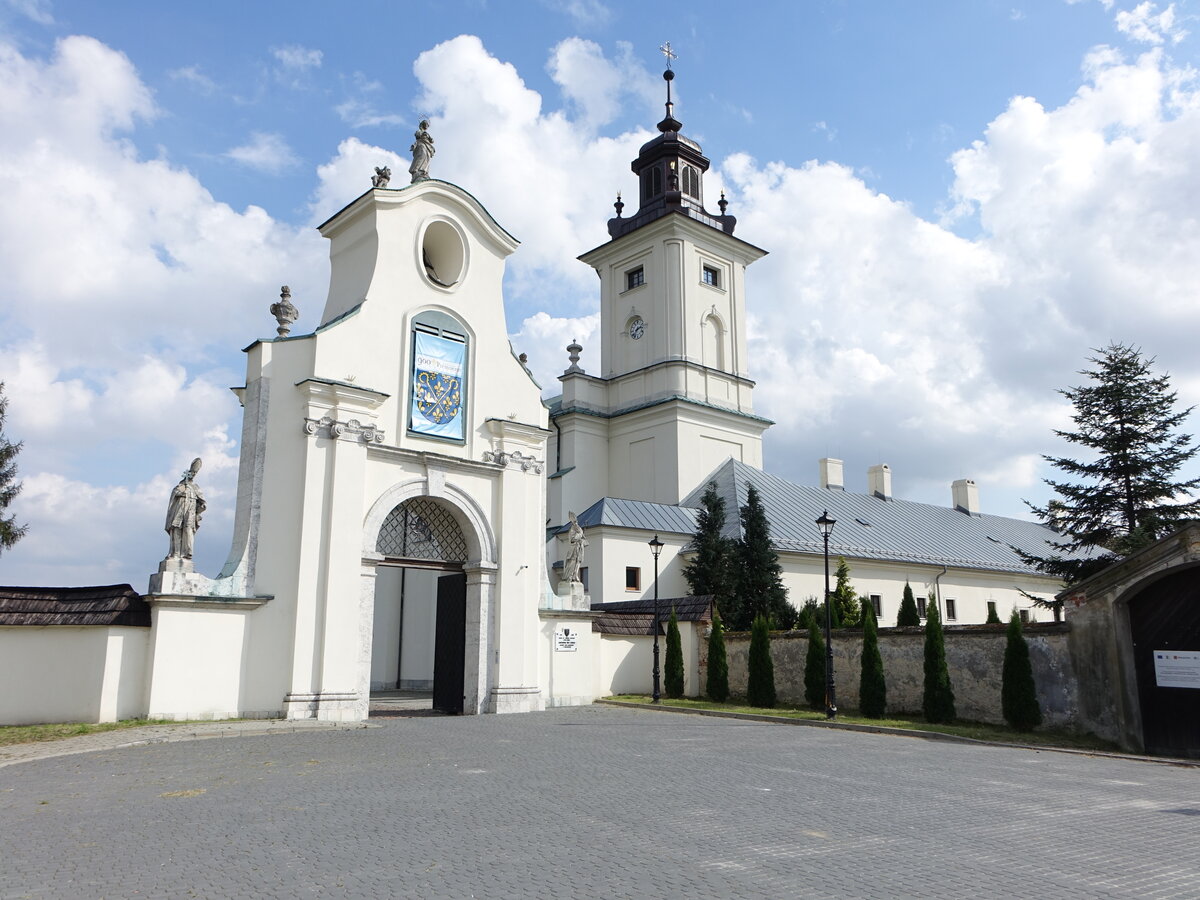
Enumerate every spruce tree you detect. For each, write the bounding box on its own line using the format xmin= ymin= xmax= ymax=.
xmin=0 ymin=383 xmax=26 ymax=555
xmin=746 ymin=613 xmax=776 ymax=708
xmin=858 ymin=599 xmax=887 ymax=718
xmin=922 ymin=600 xmax=956 ymax=724
xmin=896 ymin=581 xmax=921 ymax=626
xmin=803 ymin=618 xmax=826 ymax=710
xmin=1020 ymin=343 xmax=1200 ymax=583
xmin=706 ymin=607 xmax=730 ymax=703
xmin=734 ymin=484 xmax=793 ymax=630
xmin=1002 ymin=611 xmax=1043 ymax=731
xmin=682 ymin=482 xmax=737 ymax=623
xmin=664 ymin=606 xmax=685 ymax=699
xmin=830 ymin=556 xmax=861 ymax=627
xmin=797 ymin=597 xmax=821 ymax=632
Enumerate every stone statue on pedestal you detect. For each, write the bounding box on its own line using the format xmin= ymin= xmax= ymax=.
xmin=165 ymin=458 xmax=206 ymax=562
xmin=371 ymin=166 xmax=391 ymax=188
xmin=409 ymin=119 xmax=435 ymax=183
xmin=563 ymin=511 xmax=587 ymax=585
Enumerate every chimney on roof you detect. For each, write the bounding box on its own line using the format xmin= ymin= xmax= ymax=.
xmin=868 ymin=464 xmax=892 ymax=500
xmin=819 ymin=458 xmax=844 ymax=490
xmin=952 ymin=478 xmax=980 ymax=516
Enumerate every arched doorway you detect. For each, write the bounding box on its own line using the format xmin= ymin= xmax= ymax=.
xmin=371 ymin=496 xmax=470 ymax=714
xmin=1127 ymin=566 xmax=1200 ymax=757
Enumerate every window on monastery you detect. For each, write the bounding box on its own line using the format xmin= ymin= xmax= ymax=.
xmin=580 ymin=567 xmax=589 ymax=592
xmin=625 ymin=567 xmax=641 ymax=591
xmin=986 ymin=601 xmax=998 ymax=621
xmin=626 ymin=267 xmax=645 ymax=291
xmin=683 ymin=165 xmax=699 ymax=197
xmin=408 ymin=311 xmax=468 ymax=443
xmin=945 ymin=598 xmax=957 ymax=621
xmin=917 ymin=596 xmax=927 ymax=618
xmin=702 ymin=265 xmax=720 ymax=288
xmin=650 ymin=167 xmax=662 ymax=197
xmin=870 ymin=594 xmax=883 ymax=619
xmin=1019 ymin=608 xmax=1030 ymax=624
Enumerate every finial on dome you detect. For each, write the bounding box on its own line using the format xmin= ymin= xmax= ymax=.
xmin=565 ymin=339 xmax=584 ymax=374
xmin=718 ymin=191 xmax=728 ymax=215
xmin=614 ymin=191 xmax=624 ymax=218
xmin=657 ymin=42 xmax=682 ymax=133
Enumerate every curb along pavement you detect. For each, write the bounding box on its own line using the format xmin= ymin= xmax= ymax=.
xmin=0 ymin=719 xmax=373 ymax=769
xmin=595 ymin=699 xmax=1200 ymax=769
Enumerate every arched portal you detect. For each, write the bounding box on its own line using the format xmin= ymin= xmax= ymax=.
xmin=362 ymin=481 xmax=497 ymax=716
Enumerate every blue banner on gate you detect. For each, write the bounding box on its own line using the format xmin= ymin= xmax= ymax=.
xmin=410 ymin=332 xmax=466 ymax=440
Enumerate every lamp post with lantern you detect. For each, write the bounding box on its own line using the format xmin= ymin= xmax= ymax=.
xmin=816 ymin=510 xmax=838 ymax=719
xmin=649 ymin=534 xmax=664 ymax=703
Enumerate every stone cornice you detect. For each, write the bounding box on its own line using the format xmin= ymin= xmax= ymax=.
xmin=303 ymin=415 xmax=386 ymax=444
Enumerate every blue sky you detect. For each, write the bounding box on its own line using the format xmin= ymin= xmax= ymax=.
xmin=2 ymin=0 xmax=1200 ymax=586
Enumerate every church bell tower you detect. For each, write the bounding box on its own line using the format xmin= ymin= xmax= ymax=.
xmin=548 ymin=56 xmax=772 ymax=524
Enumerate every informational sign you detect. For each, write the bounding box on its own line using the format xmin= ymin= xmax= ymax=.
xmin=554 ymin=624 xmax=578 ymax=652
xmin=410 ymin=331 xmax=466 ymax=441
xmin=1153 ymin=650 xmax=1200 ymax=689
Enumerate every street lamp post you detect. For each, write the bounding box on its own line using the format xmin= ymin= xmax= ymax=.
xmin=649 ymin=534 xmax=664 ymax=704
xmin=816 ymin=510 xmax=838 ymax=719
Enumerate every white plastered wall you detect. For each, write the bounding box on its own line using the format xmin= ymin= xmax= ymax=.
xmin=0 ymin=627 xmax=148 ymax=725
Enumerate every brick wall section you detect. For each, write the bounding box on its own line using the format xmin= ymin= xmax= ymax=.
xmin=708 ymin=624 xmax=1079 ymax=729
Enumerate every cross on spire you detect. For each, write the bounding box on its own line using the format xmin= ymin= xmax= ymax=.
xmin=659 ymin=41 xmax=677 ymax=69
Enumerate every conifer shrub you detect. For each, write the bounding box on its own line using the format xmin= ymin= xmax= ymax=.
xmin=985 ymin=603 xmax=1002 ymax=625
xmin=804 ymin=617 xmax=826 ymax=711
xmin=706 ymin=607 xmax=729 ymax=703
xmin=922 ymin=601 xmax=956 ymax=723
xmin=858 ymin=599 xmax=887 ymax=718
xmin=746 ymin=614 xmax=776 ymax=708
xmin=1002 ymin=611 xmax=1043 ymax=731
xmin=896 ymin=581 xmax=921 ymax=626
xmin=664 ymin=606 xmax=685 ymax=699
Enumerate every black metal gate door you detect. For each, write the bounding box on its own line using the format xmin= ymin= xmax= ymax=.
xmin=432 ymin=572 xmax=467 ymax=715
xmin=1128 ymin=568 xmax=1200 ymax=758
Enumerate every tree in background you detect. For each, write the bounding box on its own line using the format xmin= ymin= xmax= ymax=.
xmin=1002 ymin=611 xmax=1043 ymax=732
xmin=746 ymin=614 xmax=776 ymax=708
xmin=830 ymin=556 xmax=861 ymax=627
xmin=706 ymin=607 xmax=729 ymax=703
xmin=896 ymin=581 xmax=921 ymax=626
xmin=734 ymin=485 xmax=795 ymax=630
xmin=682 ymin=481 xmax=737 ymax=624
xmin=985 ymin=602 xmax=1003 ymax=625
xmin=1020 ymin=343 xmax=1200 ymax=584
xmin=803 ymin=617 xmax=826 ymax=710
xmin=858 ymin=599 xmax=887 ymax=718
xmin=664 ymin=606 xmax=685 ymax=699
xmin=797 ymin=597 xmax=821 ymax=632
xmin=0 ymin=383 xmax=27 ymax=556
xmin=922 ymin=601 xmax=956 ymax=724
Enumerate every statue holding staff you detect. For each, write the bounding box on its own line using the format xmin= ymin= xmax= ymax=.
xmin=165 ymin=458 xmax=206 ymax=561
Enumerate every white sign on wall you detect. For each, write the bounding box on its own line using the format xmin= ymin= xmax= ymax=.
xmin=554 ymin=625 xmax=578 ymax=652
xmin=1153 ymin=650 xmax=1200 ymax=689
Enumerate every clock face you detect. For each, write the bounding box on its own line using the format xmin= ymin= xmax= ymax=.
xmin=629 ymin=317 xmax=646 ymax=340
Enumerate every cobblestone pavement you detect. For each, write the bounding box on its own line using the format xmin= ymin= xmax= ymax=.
xmin=2 ymin=705 xmax=1198 ymax=899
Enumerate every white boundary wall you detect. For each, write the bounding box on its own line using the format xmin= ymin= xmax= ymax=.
xmin=0 ymin=626 xmax=148 ymax=725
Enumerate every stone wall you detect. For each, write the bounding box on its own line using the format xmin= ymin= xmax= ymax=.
xmin=709 ymin=624 xmax=1080 ymax=730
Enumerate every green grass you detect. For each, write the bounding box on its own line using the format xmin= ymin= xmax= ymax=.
xmin=603 ymin=695 xmax=1121 ymax=753
xmin=0 ymin=718 xmax=213 ymax=748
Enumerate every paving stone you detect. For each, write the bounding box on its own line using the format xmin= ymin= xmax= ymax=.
xmin=0 ymin=706 xmax=1198 ymax=898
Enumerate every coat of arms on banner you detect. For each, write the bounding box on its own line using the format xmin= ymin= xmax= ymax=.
xmin=414 ymin=370 xmax=462 ymax=424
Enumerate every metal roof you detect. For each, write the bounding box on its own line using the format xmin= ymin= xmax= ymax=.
xmin=567 ymin=497 xmax=699 ymax=535
xmin=679 ymin=459 xmax=1068 ymax=576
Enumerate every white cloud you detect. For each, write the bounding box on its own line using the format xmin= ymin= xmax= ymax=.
xmin=225 ymin=131 xmax=301 ymax=171
xmin=0 ymin=35 xmax=325 ymax=585
xmin=509 ymin=311 xmax=601 ymax=390
xmin=169 ymin=64 xmax=217 ymax=95
xmin=272 ymin=44 xmax=322 ymax=71
xmin=5 ymin=0 xmax=53 ymax=24
xmin=335 ymin=74 xmax=407 ymax=128
xmin=1115 ymin=2 xmax=1188 ymax=44
xmin=540 ymin=0 xmax=612 ymax=28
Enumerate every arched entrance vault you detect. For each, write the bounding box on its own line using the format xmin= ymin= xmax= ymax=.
xmin=359 ymin=479 xmax=497 ymax=716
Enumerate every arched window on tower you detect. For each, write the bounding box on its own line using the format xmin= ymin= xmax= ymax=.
xmin=650 ymin=167 xmax=662 ymax=197
xmin=702 ymin=312 xmax=725 ymax=371
xmin=683 ymin=166 xmax=699 ymax=198
xmin=409 ymin=310 xmax=469 ymax=442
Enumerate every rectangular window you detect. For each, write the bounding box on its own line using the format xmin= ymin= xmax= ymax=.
xmin=917 ymin=596 xmax=927 ymax=618
xmin=1019 ymin=608 xmax=1030 ymax=624
xmin=625 ymin=567 xmax=641 ymax=591
xmin=945 ymin=598 xmax=957 ymax=621
xmin=580 ymin=567 xmax=589 ymax=592
xmin=987 ymin=601 xmax=998 ymax=621
xmin=870 ymin=594 xmax=883 ymax=619
xmin=702 ymin=265 xmax=720 ymax=287
xmin=626 ymin=267 xmax=645 ymax=290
